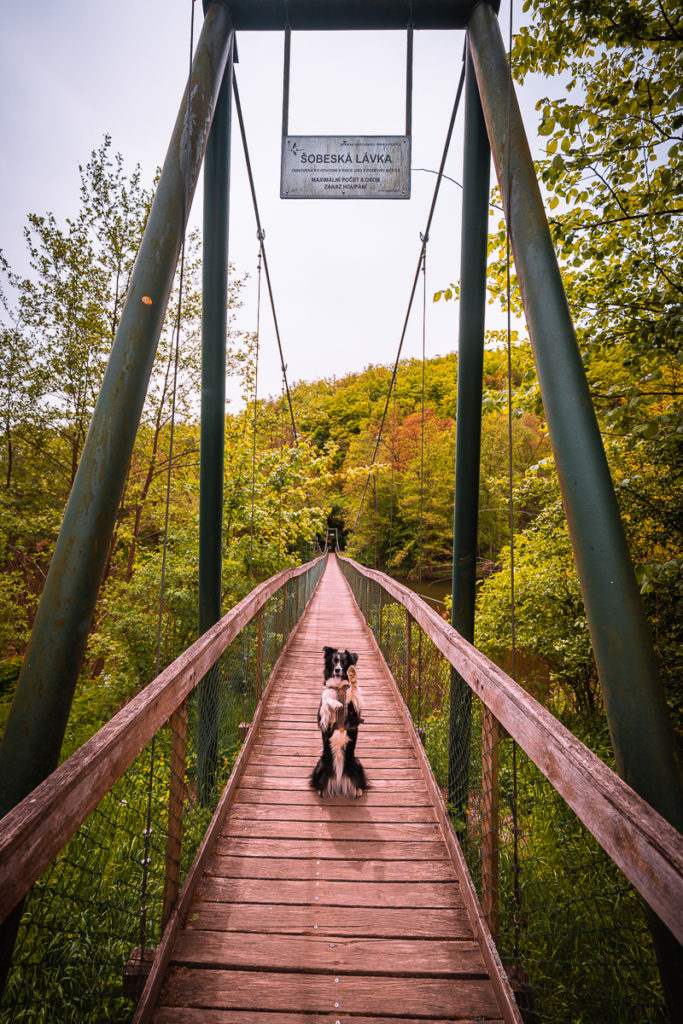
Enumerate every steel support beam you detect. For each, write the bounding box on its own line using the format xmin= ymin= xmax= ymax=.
xmin=467 ymin=3 xmax=682 ymax=1014
xmin=448 ymin=41 xmax=491 ymax=814
xmin=0 ymin=1 xmax=235 ymax=990
xmin=219 ymin=0 xmax=476 ymax=31
xmin=197 ymin=34 xmax=234 ymax=803
xmin=467 ymin=0 xmax=682 ymax=831
xmin=0 ymin=3 xmax=235 ymax=823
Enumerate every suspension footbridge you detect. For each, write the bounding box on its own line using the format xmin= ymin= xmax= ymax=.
xmin=142 ymin=555 xmax=512 ymax=1022
xmin=0 ymin=1 xmax=681 ymax=1021
xmin=1 ymin=551 xmax=680 ymax=1022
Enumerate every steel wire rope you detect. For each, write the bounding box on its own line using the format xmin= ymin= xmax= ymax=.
xmin=416 ymin=237 xmax=429 ymax=726
xmin=139 ymin=0 xmax=197 ymax=958
xmin=248 ymin=232 xmax=265 ymax=585
xmin=277 ymin=371 xmax=285 ymax=570
xmin=503 ymin=0 xmax=522 ymax=973
xmin=349 ymin=55 xmax=466 ymax=544
xmin=232 ymin=71 xmax=299 ymax=446
xmin=242 ymin=231 xmax=266 ymax=707
xmin=389 ymin=383 xmax=397 ymax=565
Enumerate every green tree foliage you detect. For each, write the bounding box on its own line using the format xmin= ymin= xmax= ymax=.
xmin=287 ymin=347 xmax=548 ymax=579
xmin=3 ymin=6 xmax=681 ymax=756
xmin=475 ymin=474 xmax=599 ymax=717
xmin=0 ymin=137 xmax=332 ymax=749
xmin=467 ymin=0 xmax=682 ymax=730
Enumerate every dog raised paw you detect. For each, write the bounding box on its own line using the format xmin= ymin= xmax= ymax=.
xmin=313 ymin=647 xmax=367 ymax=800
xmin=319 ymin=691 xmax=342 ymax=731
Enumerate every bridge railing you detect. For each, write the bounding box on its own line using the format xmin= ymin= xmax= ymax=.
xmin=339 ymin=555 xmax=682 ymax=1024
xmin=0 ymin=555 xmax=326 ymax=1023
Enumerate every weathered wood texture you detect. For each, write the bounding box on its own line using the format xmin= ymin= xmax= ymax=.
xmin=0 ymin=559 xmax=322 ymax=927
xmin=145 ymin=557 xmax=518 ymax=1023
xmin=481 ymin=707 xmax=500 ymax=942
xmin=340 ymin=557 xmax=683 ymax=944
xmin=162 ymin=699 xmax=189 ymax=930
xmin=153 ymin=1014 xmax=504 ymax=1024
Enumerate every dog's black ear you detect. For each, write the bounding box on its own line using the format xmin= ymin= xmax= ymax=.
xmin=348 ymin=651 xmax=359 ymax=666
xmin=322 ymin=645 xmax=334 ymax=655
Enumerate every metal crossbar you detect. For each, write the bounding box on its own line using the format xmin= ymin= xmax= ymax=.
xmin=213 ymin=0 xmax=478 ymax=31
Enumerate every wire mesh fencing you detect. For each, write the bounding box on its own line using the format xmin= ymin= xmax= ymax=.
xmin=0 ymin=556 xmax=325 ymax=1024
xmin=339 ymin=556 xmax=667 ymax=1024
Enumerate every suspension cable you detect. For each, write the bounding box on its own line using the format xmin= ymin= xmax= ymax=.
xmin=277 ymin=370 xmax=285 ymax=571
xmin=504 ymin=0 xmax=522 ymax=973
xmin=248 ymin=231 xmax=265 ymax=584
xmin=389 ymin=381 xmax=397 ymax=565
xmin=417 ymin=236 xmax=429 ymax=724
xmin=139 ymin=0 xmax=196 ymax=958
xmin=418 ymin=235 xmax=428 ymax=601
xmin=350 ymin=56 xmax=466 ymax=542
xmin=232 ymin=71 xmax=299 ymax=445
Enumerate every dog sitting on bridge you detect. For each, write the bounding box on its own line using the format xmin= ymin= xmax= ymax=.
xmin=310 ymin=646 xmax=367 ymax=798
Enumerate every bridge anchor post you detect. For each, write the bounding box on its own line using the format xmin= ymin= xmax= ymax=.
xmin=467 ymin=4 xmax=683 ymax=1015
xmin=448 ymin=38 xmax=491 ymax=824
xmin=197 ymin=15 xmax=235 ymax=805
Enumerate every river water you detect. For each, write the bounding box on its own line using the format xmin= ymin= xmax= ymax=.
xmin=393 ymin=575 xmax=452 ymax=614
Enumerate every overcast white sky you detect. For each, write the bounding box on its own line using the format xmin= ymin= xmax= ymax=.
xmin=0 ymin=0 xmax=549 ymax=408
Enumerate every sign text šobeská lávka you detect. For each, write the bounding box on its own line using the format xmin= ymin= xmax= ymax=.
xmin=281 ymin=136 xmax=411 ymax=199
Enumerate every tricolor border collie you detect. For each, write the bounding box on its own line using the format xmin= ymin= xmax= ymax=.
xmin=310 ymin=646 xmax=367 ymax=798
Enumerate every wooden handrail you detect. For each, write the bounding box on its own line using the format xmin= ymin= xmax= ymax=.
xmin=0 ymin=556 xmax=325 ymax=926
xmin=339 ymin=555 xmax=683 ymax=944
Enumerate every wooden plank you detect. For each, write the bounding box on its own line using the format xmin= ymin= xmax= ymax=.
xmin=226 ymin=802 xmax=437 ymax=822
xmin=262 ymin=711 xmax=396 ymax=723
xmin=254 ymin=732 xmax=408 ymax=748
xmin=481 ymin=707 xmax=501 ymax=942
xmin=263 ymin=713 xmax=394 ymax=723
xmin=247 ymin=754 xmax=419 ymax=767
xmin=0 ymin=556 xmax=325 ymax=926
xmin=258 ymin=722 xmax=408 ymax=734
xmin=161 ymin=699 xmax=189 ymax=930
xmin=213 ymin=837 xmax=447 ymax=860
xmin=238 ymin=775 xmax=429 ymax=791
xmin=171 ymin=930 xmax=488 ymax=977
xmin=144 ymin=556 xmax=512 ymax=1024
xmin=154 ymin=1009 xmax=505 ymax=1024
xmin=159 ymin=968 xmax=503 ymax=1019
xmin=271 ymin=689 xmax=393 ymax=699
xmin=197 ymin=877 xmax=461 ymax=909
xmin=221 ymin=819 xmax=442 ymax=841
xmin=354 ymin=572 xmax=523 ymax=1024
xmin=261 ymin=690 xmax=402 ymax=703
xmin=132 ymin=570 xmax=327 ymax=1024
xmin=205 ymin=855 xmax=456 ymax=882
xmin=185 ymin=902 xmax=475 ymax=938
xmin=284 ymin=692 xmax=377 ymax=700
xmin=254 ymin=717 xmax=388 ymax=729
xmin=263 ymin=693 xmax=393 ymax=704
xmin=233 ymin=786 xmax=433 ymax=807
xmin=242 ymin=765 xmax=424 ymax=780
xmin=341 ymin=556 xmax=683 ymax=941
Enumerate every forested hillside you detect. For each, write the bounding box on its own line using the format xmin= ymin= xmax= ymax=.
xmin=1 ymin=0 xmax=680 ymax=756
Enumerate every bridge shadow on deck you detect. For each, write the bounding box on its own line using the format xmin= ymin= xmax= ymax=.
xmin=149 ymin=556 xmax=510 ymax=1023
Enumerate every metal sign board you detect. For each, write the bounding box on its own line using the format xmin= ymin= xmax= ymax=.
xmin=281 ymin=136 xmax=411 ymax=199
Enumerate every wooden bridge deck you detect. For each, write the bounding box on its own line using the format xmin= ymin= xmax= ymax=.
xmin=149 ymin=556 xmax=512 ymax=1023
